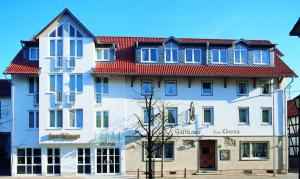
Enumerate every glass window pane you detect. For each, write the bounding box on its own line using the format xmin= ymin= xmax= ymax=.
xmin=172 ymin=49 xmax=178 ymax=62
xmin=97 ymin=49 xmax=103 ymax=59
xmin=29 ymin=77 xmax=35 ymax=93
xmin=69 ymin=110 xmax=75 ymax=127
xmin=36 ymin=112 xmax=39 ymax=128
xmin=202 ymin=82 xmax=212 ymax=95
xmin=69 ymin=75 xmax=75 ymax=91
xmin=194 ymin=49 xmax=201 ymax=62
xmin=262 ymin=109 xmax=270 ymax=123
xmin=57 ymin=25 xmax=63 ymax=37
xmin=204 ymin=109 xmax=212 ymax=123
xmin=167 ymin=108 xmax=177 ymax=123
xmin=252 ymin=143 xmax=268 ymax=158
xmin=142 ymin=81 xmax=153 ymax=94
xmin=77 ymin=40 xmax=83 ymax=57
xmin=96 ymin=78 xmax=101 ymax=93
xmin=76 ymin=30 xmax=83 ymax=38
xmin=77 ymin=75 xmax=83 ymax=92
xmin=220 ymin=49 xmax=227 ymax=63
xmin=164 ymin=143 xmax=174 ymax=159
xmin=150 ymin=49 xmax=157 ymax=61
xmin=212 ymin=49 xmax=219 ymax=62
xmin=76 ymin=110 xmax=83 ymax=128
xmin=70 ymin=40 xmax=75 ymax=56
xmin=186 ymin=49 xmax=193 ymax=62
xmin=70 ymin=25 xmax=75 ymax=37
xmin=96 ymin=111 xmax=101 ymax=128
xmin=49 ymin=30 xmax=56 ymax=37
xmin=50 ymin=75 xmax=55 ymax=92
xmin=238 ymin=83 xmax=247 ymax=95
xmin=144 ymin=109 xmax=149 ymax=124
xmin=142 ymin=49 xmax=149 ymax=61
xmin=103 ymin=49 xmax=109 ymax=60
xmin=57 ymin=75 xmax=63 ymax=92
xmin=165 ymin=49 xmax=171 ymax=61
xmin=103 ymin=111 xmax=109 ymax=128
xmin=103 ymin=78 xmax=108 ymax=94
xmin=57 ymin=40 xmax=63 ymax=56
xmin=57 ymin=110 xmax=62 ymax=127
xmin=234 ymin=50 xmax=240 ymax=63
xmin=166 ymin=81 xmax=176 ymax=95
xmin=253 ymin=51 xmax=261 ymax=63
xmin=239 ymin=109 xmax=247 ymax=123
xmin=242 ymin=143 xmax=250 ymax=157
xmin=262 ymin=50 xmax=270 ymax=64
xmin=50 ymin=40 xmax=55 ymax=56
xmin=241 ymin=51 xmax=247 ymax=64
xmin=50 ymin=111 xmax=55 ymax=127
xmin=29 ymin=112 xmax=34 ymax=128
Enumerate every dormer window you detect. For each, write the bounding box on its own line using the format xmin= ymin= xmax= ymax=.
xmin=96 ymin=48 xmax=110 ymax=61
xmin=141 ymin=48 xmax=157 ymax=62
xmin=29 ymin=48 xmax=39 ymax=61
xmin=165 ymin=44 xmax=178 ymax=63
xmin=253 ymin=50 xmax=270 ymax=65
xmin=185 ymin=48 xmax=201 ymax=63
xmin=234 ymin=45 xmax=247 ymax=64
xmin=211 ymin=49 xmax=227 ymax=64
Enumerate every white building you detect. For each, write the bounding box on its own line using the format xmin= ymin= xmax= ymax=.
xmin=4 ymin=9 xmax=297 ymax=176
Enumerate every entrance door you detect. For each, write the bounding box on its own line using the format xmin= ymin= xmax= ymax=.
xmin=96 ymin=148 xmax=120 ymax=174
xmin=0 ymin=132 xmax=11 ymax=175
xmin=199 ymin=140 xmax=215 ymax=169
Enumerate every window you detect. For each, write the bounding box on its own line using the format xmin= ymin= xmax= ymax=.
xmin=29 ymin=111 xmax=39 ymax=129
xmin=29 ymin=77 xmax=39 ymax=94
xmin=95 ymin=77 xmax=109 ymax=104
xmin=201 ymin=81 xmax=213 ymax=96
xmin=165 ymin=81 xmax=177 ymax=96
xmin=241 ymin=142 xmax=268 ymax=160
xmin=203 ymin=107 xmax=213 ymax=124
xmin=50 ymin=39 xmax=63 ymax=57
xmin=96 ymin=148 xmax=120 ymax=174
xmin=239 ymin=107 xmax=249 ymax=124
xmin=47 ymin=148 xmax=60 ymax=175
xmin=69 ymin=24 xmax=83 ymax=38
xmin=167 ymin=107 xmax=177 ymax=124
xmin=0 ymin=101 xmax=1 ymax=119
xmin=69 ymin=24 xmax=83 ymax=58
xmin=260 ymin=81 xmax=271 ymax=95
xmin=69 ymin=109 xmax=83 ymax=128
xmin=144 ymin=108 xmax=154 ymax=125
xmin=237 ymin=81 xmax=249 ymax=96
xmin=262 ymin=108 xmax=272 ymax=124
xmin=50 ymin=75 xmax=63 ymax=103
xmin=17 ymin=148 xmax=41 ymax=174
xmin=29 ymin=48 xmax=39 ymax=60
xmin=96 ymin=48 xmax=110 ymax=61
xmin=77 ymin=148 xmax=91 ymax=174
xmin=185 ymin=48 xmax=201 ymax=63
xmin=69 ymin=74 xmax=83 ymax=92
xmin=141 ymin=48 xmax=157 ymax=62
xmin=49 ymin=110 xmax=62 ymax=128
xmin=49 ymin=25 xmax=64 ymax=68
xmin=211 ymin=49 xmax=227 ymax=64
xmin=234 ymin=45 xmax=247 ymax=64
xmin=253 ymin=50 xmax=271 ymax=65
xmin=165 ymin=44 xmax=178 ymax=63
xmin=96 ymin=111 xmax=109 ymax=128
xmin=144 ymin=142 xmax=174 ymax=160
xmin=142 ymin=80 xmax=153 ymax=95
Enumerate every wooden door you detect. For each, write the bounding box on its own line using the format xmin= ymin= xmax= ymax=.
xmin=200 ymin=140 xmax=215 ymax=169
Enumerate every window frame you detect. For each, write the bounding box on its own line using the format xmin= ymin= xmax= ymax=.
xmin=202 ymin=107 xmax=214 ymax=125
xmin=69 ymin=74 xmax=83 ymax=93
xmin=184 ymin=48 xmax=201 ymax=63
xmin=16 ymin=148 xmax=42 ymax=174
xmin=261 ymin=107 xmax=272 ymax=125
xmin=233 ymin=46 xmax=247 ymax=64
xmin=28 ymin=77 xmax=39 ymax=94
xmin=166 ymin=107 xmax=178 ymax=125
xmin=49 ymin=109 xmax=63 ymax=129
xmin=211 ymin=48 xmax=228 ymax=64
xmin=164 ymin=44 xmax=178 ymax=63
xmin=253 ymin=50 xmax=271 ymax=65
xmin=69 ymin=109 xmax=83 ymax=129
xmin=143 ymin=141 xmax=175 ymax=161
xmin=165 ymin=80 xmax=177 ymax=96
xmin=95 ymin=77 xmax=109 ymax=104
xmin=240 ymin=142 xmax=269 ymax=160
xmin=28 ymin=110 xmax=39 ymax=129
xmin=96 ymin=48 xmax=110 ymax=61
xmin=236 ymin=81 xmax=249 ymax=96
xmin=238 ymin=107 xmax=249 ymax=125
xmin=77 ymin=148 xmax=91 ymax=174
xmin=29 ymin=47 xmax=39 ymax=61
xmin=96 ymin=111 xmax=109 ymax=129
xmin=201 ymin=81 xmax=213 ymax=96
xmin=141 ymin=80 xmax=154 ymax=95
xmin=260 ymin=81 xmax=271 ymax=95
xmin=47 ymin=148 xmax=61 ymax=175
xmin=141 ymin=48 xmax=158 ymax=63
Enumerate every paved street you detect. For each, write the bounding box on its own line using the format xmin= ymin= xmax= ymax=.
xmin=0 ymin=173 xmax=298 ymax=179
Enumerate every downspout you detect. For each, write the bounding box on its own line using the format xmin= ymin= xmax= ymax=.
xmin=283 ymin=77 xmax=294 ymax=173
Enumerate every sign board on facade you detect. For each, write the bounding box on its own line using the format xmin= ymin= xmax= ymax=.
xmin=48 ymin=133 xmax=80 ymax=139
xmin=224 ymin=137 xmax=236 ymax=146
xmin=219 ymin=150 xmax=230 ymax=160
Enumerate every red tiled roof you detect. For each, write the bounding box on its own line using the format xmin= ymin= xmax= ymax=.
xmin=288 ymin=98 xmax=299 ymax=117
xmin=4 ymin=36 xmax=296 ymax=77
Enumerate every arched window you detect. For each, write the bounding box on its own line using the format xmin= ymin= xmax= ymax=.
xmin=234 ymin=45 xmax=247 ymax=64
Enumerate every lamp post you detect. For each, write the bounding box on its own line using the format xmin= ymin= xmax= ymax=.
xmin=293 ymin=95 xmax=300 ymax=174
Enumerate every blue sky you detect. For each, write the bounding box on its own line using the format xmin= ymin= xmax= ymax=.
xmin=0 ymin=0 xmax=299 ymax=98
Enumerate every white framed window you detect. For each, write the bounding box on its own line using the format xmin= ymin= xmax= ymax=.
xmin=260 ymin=81 xmax=271 ymax=95
xmin=17 ymin=148 xmax=41 ymax=174
xmin=203 ymin=107 xmax=214 ymax=125
xmin=141 ymin=80 xmax=153 ymax=95
xmin=95 ymin=77 xmax=109 ymax=104
xmin=261 ymin=107 xmax=272 ymax=124
xmin=29 ymin=47 xmax=39 ymax=61
xmin=47 ymin=148 xmax=60 ymax=175
xmin=50 ymin=74 xmax=63 ymax=104
xmin=201 ymin=81 xmax=213 ymax=96
xmin=141 ymin=48 xmax=158 ymax=62
xmin=69 ymin=74 xmax=83 ymax=92
xmin=238 ymin=107 xmax=249 ymax=124
xmin=77 ymin=148 xmax=91 ymax=174
xmin=167 ymin=107 xmax=177 ymax=124
xmin=237 ymin=81 xmax=249 ymax=96
xmin=234 ymin=45 xmax=247 ymax=64
xmin=96 ymin=111 xmax=109 ymax=128
xmin=49 ymin=24 xmax=63 ymax=57
xmin=165 ymin=80 xmax=177 ymax=96
xmin=96 ymin=48 xmax=110 ymax=61
xmin=28 ymin=77 xmax=39 ymax=94
xmin=49 ymin=110 xmax=62 ymax=128
xmin=241 ymin=142 xmax=269 ymax=160
xmin=143 ymin=108 xmax=154 ymax=125
xmin=211 ymin=49 xmax=227 ymax=64
xmin=28 ymin=111 xmax=39 ymax=129
xmin=253 ymin=50 xmax=271 ymax=65
xmin=165 ymin=43 xmax=178 ymax=63
xmin=96 ymin=148 xmax=120 ymax=174
xmin=69 ymin=24 xmax=83 ymax=58
xmin=185 ymin=48 xmax=201 ymax=63
xmin=69 ymin=109 xmax=83 ymax=128
xmin=144 ymin=142 xmax=174 ymax=161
